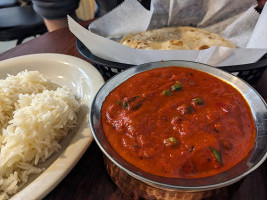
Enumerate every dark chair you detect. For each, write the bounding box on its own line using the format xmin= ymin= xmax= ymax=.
xmin=0 ymin=0 xmax=20 ymax=8
xmin=0 ymin=5 xmax=47 ymax=45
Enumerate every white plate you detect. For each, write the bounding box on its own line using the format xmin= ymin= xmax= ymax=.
xmin=0 ymin=53 xmax=104 ymax=200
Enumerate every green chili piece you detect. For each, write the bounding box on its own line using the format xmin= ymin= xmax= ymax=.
xmin=128 ymin=96 xmax=139 ymax=102
xmin=163 ymin=90 xmax=172 ymax=96
xmin=167 ymin=137 xmax=178 ymax=146
xmin=171 ymin=83 xmax=182 ymax=91
xmin=213 ymin=128 xmax=220 ymax=133
xmin=192 ymin=97 xmax=204 ymax=105
xmin=186 ymin=105 xmax=194 ymax=113
xmin=210 ymin=147 xmax=223 ymax=165
xmin=116 ymin=101 xmax=122 ymax=105
xmin=123 ymin=102 xmax=128 ymax=109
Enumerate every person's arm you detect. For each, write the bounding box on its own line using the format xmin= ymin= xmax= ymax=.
xmin=32 ymin=0 xmax=80 ymax=32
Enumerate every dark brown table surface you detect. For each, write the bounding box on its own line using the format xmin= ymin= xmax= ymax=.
xmin=0 ymin=21 xmax=266 ymax=200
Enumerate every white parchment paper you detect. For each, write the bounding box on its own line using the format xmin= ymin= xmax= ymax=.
xmin=69 ymin=0 xmax=267 ymax=67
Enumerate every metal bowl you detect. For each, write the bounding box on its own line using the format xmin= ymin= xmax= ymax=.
xmin=89 ymin=60 xmax=267 ymax=199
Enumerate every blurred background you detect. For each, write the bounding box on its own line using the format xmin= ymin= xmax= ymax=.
xmin=0 ymin=0 xmax=95 ymax=54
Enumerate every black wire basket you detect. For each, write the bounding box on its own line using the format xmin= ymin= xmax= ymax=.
xmin=76 ymin=39 xmax=267 ymax=83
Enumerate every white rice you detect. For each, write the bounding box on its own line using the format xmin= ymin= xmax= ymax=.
xmin=0 ymin=70 xmax=57 ymax=129
xmin=0 ymin=71 xmax=79 ymax=200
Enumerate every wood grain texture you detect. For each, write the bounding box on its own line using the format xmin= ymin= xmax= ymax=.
xmin=0 ymin=20 xmax=266 ymax=200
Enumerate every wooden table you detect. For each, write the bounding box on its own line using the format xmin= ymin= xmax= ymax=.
xmin=0 ymin=21 xmax=266 ymax=200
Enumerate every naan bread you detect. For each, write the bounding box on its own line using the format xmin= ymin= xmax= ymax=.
xmin=120 ymin=26 xmax=235 ymax=50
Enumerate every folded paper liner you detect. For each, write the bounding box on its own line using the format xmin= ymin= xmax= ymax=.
xmin=69 ymin=0 xmax=267 ymax=67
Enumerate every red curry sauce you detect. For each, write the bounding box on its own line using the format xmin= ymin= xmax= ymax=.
xmin=101 ymin=67 xmax=255 ymax=178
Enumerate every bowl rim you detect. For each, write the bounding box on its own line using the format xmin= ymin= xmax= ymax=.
xmin=89 ymin=60 xmax=267 ymax=191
